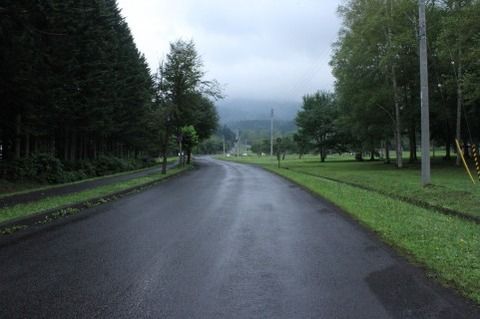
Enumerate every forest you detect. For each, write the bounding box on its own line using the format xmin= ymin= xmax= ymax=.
xmin=288 ymin=0 xmax=480 ymax=166
xmin=0 ymin=1 xmax=219 ymax=184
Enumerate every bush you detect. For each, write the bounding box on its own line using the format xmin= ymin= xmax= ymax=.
xmin=1 ymin=154 xmax=154 ymax=185
xmin=65 ymin=156 xmax=148 ymax=178
xmin=3 ymin=153 xmax=66 ymax=183
xmin=94 ymin=155 xmax=128 ymax=176
xmin=64 ymin=160 xmax=97 ymax=177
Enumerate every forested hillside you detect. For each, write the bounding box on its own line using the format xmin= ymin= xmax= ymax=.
xmin=0 ymin=1 xmax=218 ymax=184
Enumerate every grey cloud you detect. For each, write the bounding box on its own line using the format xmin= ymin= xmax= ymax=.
xmin=117 ymin=0 xmax=342 ymax=102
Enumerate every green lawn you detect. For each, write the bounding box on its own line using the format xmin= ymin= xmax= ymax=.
xmin=219 ymin=154 xmax=480 ymax=304
xmin=0 ymin=166 xmax=189 ymax=225
xmin=225 ymin=154 xmax=480 ymax=218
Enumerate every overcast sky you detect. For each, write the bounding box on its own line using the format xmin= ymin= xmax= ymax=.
xmin=116 ymin=0 xmax=342 ymax=103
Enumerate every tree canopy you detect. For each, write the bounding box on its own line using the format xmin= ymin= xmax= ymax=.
xmin=303 ymin=0 xmax=480 ymax=164
xmin=0 ymin=2 xmax=220 ymax=181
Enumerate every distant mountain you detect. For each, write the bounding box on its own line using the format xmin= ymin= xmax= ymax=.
xmin=226 ymin=120 xmax=296 ymax=134
xmin=214 ymin=98 xmax=300 ymax=142
xmin=215 ymin=98 xmax=300 ymax=123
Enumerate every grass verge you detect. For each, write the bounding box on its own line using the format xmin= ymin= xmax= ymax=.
xmin=0 ymin=165 xmax=189 ymax=225
xmin=222 ymin=157 xmax=480 ymax=305
xmin=0 ymin=157 xmax=178 ymax=198
xmin=221 ymin=155 xmax=480 ymax=219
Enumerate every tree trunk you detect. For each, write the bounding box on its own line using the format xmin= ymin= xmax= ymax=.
xmin=178 ymin=136 xmax=183 ymax=167
xmin=34 ymin=136 xmax=39 ymax=154
xmin=455 ymin=56 xmax=463 ymax=166
xmin=24 ymin=132 xmax=30 ymax=158
xmin=70 ymin=130 xmax=77 ymax=161
xmin=14 ymin=114 xmax=22 ymax=159
xmin=93 ymin=140 xmax=97 ymax=160
xmin=64 ymin=129 xmax=69 ymax=161
xmin=161 ymin=152 xmax=168 ymax=174
xmin=386 ymin=1 xmax=402 ymax=169
xmin=409 ymin=124 xmax=417 ymax=163
xmin=50 ymin=137 xmax=56 ymax=156
xmin=392 ymin=67 xmax=403 ymax=168
xmin=161 ymin=130 xmax=169 ymax=174
xmin=445 ymin=137 xmax=451 ymax=160
xmin=385 ymin=140 xmax=390 ymax=164
xmin=320 ymin=147 xmax=326 ymax=162
xmin=79 ymin=135 xmax=84 ymax=160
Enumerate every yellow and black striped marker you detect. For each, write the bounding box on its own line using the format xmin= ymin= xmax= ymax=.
xmin=472 ymin=143 xmax=480 ymax=182
xmin=455 ymin=139 xmax=476 ymax=184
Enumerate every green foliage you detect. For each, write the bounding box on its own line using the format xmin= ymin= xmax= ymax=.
xmin=295 ymin=92 xmax=337 ymax=162
xmin=0 ymin=3 xmax=219 ymax=182
xmin=1 ymin=154 xmax=154 ymax=185
xmin=195 ymin=136 xmax=223 ymax=154
xmin=3 ymin=153 xmax=65 ymax=183
xmin=181 ymin=126 xmax=199 ymax=151
xmin=0 ymin=1 xmax=155 ymax=166
xmin=250 ymin=140 xmax=270 ymax=156
xmin=159 ymin=40 xmax=221 ymax=134
xmin=92 ymin=156 xmax=141 ymax=176
xmin=152 ymin=40 xmax=220 ymax=164
xmin=329 ymin=0 xmax=480 ymax=158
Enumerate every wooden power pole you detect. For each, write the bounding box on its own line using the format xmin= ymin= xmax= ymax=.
xmin=419 ymin=0 xmax=431 ymax=185
xmin=270 ymin=108 xmax=274 ymax=157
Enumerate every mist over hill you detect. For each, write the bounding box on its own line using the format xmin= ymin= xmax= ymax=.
xmin=215 ymin=98 xmax=300 ymax=142
xmin=216 ymin=98 xmax=300 ymax=123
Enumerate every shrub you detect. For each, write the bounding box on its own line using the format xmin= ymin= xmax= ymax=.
xmin=3 ymin=153 xmax=66 ymax=183
xmin=1 ymin=154 xmax=154 ymax=185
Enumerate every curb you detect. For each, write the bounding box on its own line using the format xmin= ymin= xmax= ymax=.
xmin=0 ymin=165 xmax=193 ymax=237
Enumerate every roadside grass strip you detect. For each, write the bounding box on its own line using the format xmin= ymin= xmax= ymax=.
xmin=0 ymin=157 xmax=178 ymax=198
xmin=265 ymin=166 xmax=480 ymax=305
xmin=221 ymin=156 xmax=480 ymax=219
xmin=284 ymin=163 xmax=480 ymax=219
xmin=0 ymin=166 xmax=188 ymax=225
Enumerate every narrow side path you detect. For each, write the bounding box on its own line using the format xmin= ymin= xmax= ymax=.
xmin=0 ymin=161 xmax=177 ymax=208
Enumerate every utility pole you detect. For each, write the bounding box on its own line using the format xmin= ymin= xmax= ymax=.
xmin=419 ymin=0 xmax=431 ymax=185
xmin=236 ymin=129 xmax=240 ymax=157
xmin=270 ymin=108 xmax=274 ymax=157
xmin=222 ymin=135 xmax=226 ymax=156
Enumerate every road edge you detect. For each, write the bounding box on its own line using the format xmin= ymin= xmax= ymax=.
xmin=0 ymin=165 xmax=194 ymax=238
xmin=219 ymin=158 xmax=480 ymax=309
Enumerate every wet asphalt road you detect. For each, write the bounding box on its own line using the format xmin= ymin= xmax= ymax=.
xmin=0 ymin=157 xmax=478 ymax=319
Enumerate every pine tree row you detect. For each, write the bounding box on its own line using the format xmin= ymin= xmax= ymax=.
xmin=1 ymin=0 xmax=153 ymax=164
